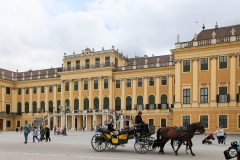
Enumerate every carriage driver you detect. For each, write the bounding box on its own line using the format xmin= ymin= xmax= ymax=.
xmin=135 ymin=111 xmax=149 ymax=135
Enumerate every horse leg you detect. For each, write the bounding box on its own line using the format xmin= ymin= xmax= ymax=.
xmin=175 ymin=141 xmax=183 ymax=155
xmin=171 ymin=140 xmax=175 ymax=152
xmin=159 ymin=142 xmax=167 ymax=154
xmin=185 ymin=142 xmax=189 ymax=154
xmin=187 ymin=140 xmax=195 ymax=156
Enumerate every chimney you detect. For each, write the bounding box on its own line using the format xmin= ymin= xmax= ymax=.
xmin=215 ymin=22 xmax=218 ymax=29
xmin=152 ymin=54 xmax=154 ymax=57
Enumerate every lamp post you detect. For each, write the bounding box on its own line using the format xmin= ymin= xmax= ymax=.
xmin=63 ymin=103 xmax=70 ymax=136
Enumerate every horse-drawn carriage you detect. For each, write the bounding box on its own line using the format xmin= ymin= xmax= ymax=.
xmin=91 ymin=123 xmax=156 ymax=154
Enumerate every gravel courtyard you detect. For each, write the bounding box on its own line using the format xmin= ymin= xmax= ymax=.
xmin=0 ymin=131 xmax=239 ymax=160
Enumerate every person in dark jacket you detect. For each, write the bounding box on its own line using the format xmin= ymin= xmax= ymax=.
xmin=135 ymin=111 xmax=149 ymax=134
xmin=45 ymin=125 xmax=51 ymax=142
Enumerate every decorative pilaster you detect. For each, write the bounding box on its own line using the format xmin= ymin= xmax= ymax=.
xmin=60 ymin=80 xmax=64 ymax=108
xmin=192 ymin=57 xmax=199 ymax=107
xmin=155 ymin=75 xmax=160 ymax=104
xmin=143 ymin=77 xmax=148 ymax=108
xmin=229 ymin=53 xmax=238 ymax=107
xmin=132 ymin=77 xmax=137 ymax=108
xmin=168 ymin=74 xmax=173 ymax=105
xmin=210 ymin=55 xmax=217 ymax=107
xmin=108 ymin=76 xmax=113 ymax=110
xmin=78 ymin=78 xmax=82 ymax=110
xmin=88 ymin=77 xmax=92 ymax=109
xmin=22 ymin=87 xmax=25 ymax=113
xmin=174 ymin=59 xmax=182 ymax=108
xmin=29 ymin=86 xmax=33 ymax=113
xmin=69 ymin=79 xmax=73 ymax=109
xmin=121 ymin=78 xmax=126 ymax=111
xmin=45 ymin=85 xmax=49 ymax=112
xmin=53 ymin=84 xmax=57 ymax=111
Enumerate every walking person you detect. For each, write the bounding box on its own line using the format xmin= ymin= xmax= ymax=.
xmin=219 ymin=126 xmax=225 ymax=146
xmin=40 ymin=126 xmax=46 ymax=142
xmin=224 ymin=131 xmax=227 ymax=145
xmin=32 ymin=126 xmax=40 ymax=143
xmin=45 ymin=125 xmax=51 ymax=142
xmin=53 ymin=125 xmax=57 ymax=135
xmin=214 ymin=127 xmax=221 ymax=144
xmin=23 ymin=121 xmax=30 ymax=144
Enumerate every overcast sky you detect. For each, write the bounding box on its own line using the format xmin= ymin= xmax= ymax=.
xmin=0 ymin=0 xmax=239 ymax=72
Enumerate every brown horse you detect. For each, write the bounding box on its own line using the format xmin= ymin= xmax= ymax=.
xmin=152 ymin=122 xmax=205 ymax=156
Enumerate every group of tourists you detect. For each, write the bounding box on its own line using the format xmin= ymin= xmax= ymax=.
xmin=214 ymin=126 xmax=227 ymax=145
xmin=23 ymin=121 xmax=51 ymax=144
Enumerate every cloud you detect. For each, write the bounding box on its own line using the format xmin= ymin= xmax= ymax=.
xmin=0 ymin=0 xmax=240 ymax=71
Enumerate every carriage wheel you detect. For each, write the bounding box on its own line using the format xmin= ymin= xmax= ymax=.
xmin=106 ymin=143 xmax=117 ymax=149
xmin=91 ymin=134 xmax=107 ymax=152
xmin=134 ymin=138 xmax=149 ymax=154
xmin=146 ymin=137 xmax=157 ymax=151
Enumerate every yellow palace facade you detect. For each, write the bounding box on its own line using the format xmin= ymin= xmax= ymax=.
xmin=0 ymin=24 xmax=240 ymax=133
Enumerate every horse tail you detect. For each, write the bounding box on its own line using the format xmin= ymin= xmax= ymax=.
xmin=157 ymin=128 xmax=161 ymax=141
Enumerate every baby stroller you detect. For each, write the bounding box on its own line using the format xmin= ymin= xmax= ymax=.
xmin=202 ymin=133 xmax=215 ymax=144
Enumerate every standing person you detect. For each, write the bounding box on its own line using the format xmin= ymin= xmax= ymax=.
xmin=20 ymin=126 xmax=23 ymax=133
xmin=53 ymin=125 xmax=57 ymax=135
xmin=214 ymin=127 xmax=221 ymax=144
xmin=40 ymin=126 xmax=46 ymax=142
xmin=16 ymin=126 xmax=19 ymax=132
xmin=135 ymin=111 xmax=149 ymax=134
xmin=32 ymin=126 xmax=40 ymax=143
xmin=219 ymin=126 xmax=225 ymax=146
xmin=23 ymin=121 xmax=30 ymax=144
xmin=45 ymin=125 xmax=51 ymax=142
xmin=224 ymin=131 xmax=227 ymax=145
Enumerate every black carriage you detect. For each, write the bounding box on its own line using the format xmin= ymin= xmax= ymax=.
xmin=91 ymin=123 xmax=156 ymax=154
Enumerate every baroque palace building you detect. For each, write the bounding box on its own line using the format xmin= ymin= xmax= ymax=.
xmin=0 ymin=24 xmax=240 ymax=133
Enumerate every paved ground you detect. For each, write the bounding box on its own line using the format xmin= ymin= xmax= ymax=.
xmin=0 ymin=131 xmax=239 ymax=160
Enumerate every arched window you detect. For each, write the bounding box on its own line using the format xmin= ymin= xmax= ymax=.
xmin=40 ymin=101 xmax=45 ymax=112
xmin=17 ymin=102 xmax=22 ymax=115
xmin=65 ymin=82 xmax=69 ymax=91
xmin=65 ymin=99 xmax=70 ymax=106
xmin=161 ymin=94 xmax=168 ymax=104
xmin=137 ymin=96 xmax=143 ymax=105
xmin=74 ymin=99 xmax=79 ymax=111
xmin=115 ymin=97 xmax=121 ymax=111
xmin=57 ymin=100 xmax=61 ymax=112
xmin=33 ymin=101 xmax=37 ymax=113
xmin=25 ymin=102 xmax=29 ymax=113
xmin=48 ymin=100 xmax=53 ymax=112
xmin=84 ymin=98 xmax=89 ymax=110
xmin=126 ymin=96 xmax=132 ymax=110
xmin=149 ymin=95 xmax=155 ymax=104
xmin=103 ymin=97 xmax=109 ymax=109
xmin=74 ymin=81 xmax=78 ymax=91
xmin=94 ymin=98 xmax=99 ymax=110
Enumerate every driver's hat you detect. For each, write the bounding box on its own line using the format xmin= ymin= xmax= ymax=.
xmin=138 ymin=111 xmax=142 ymax=115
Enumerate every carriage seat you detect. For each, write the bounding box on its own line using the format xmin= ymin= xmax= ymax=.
xmin=119 ymin=130 xmax=129 ymax=134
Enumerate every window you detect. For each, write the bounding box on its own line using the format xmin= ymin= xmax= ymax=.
xmin=200 ymin=88 xmax=208 ymax=103
xmin=40 ymin=101 xmax=45 ymax=112
xmin=161 ymin=119 xmax=166 ymax=127
xmin=74 ymin=81 xmax=78 ymax=91
xmin=218 ymin=86 xmax=228 ymax=103
xmin=95 ymin=58 xmax=100 ymax=67
xmin=94 ymin=80 xmax=98 ymax=89
xmin=57 ymin=84 xmax=61 ymax=92
xmin=105 ymin=57 xmax=110 ymax=66
xmin=219 ymin=115 xmax=227 ymax=128
xmin=65 ymin=82 xmax=69 ymax=91
xmin=6 ymin=104 xmax=10 ymax=114
xmin=200 ymin=115 xmax=208 ymax=128
xmin=84 ymin=80 xmax=88 ymax=90
xmin=67 ymin=62 xmax=71 ymax=70
xmin=25 ymin=87 xmax=29 ymax=94
xmin=48 ymin=101 xmax=53 ymax=112
xmin=149 ymin=77 xmax=154 ymax=86
xmin=161 ymin=94 xmax=168 ymax=104
xmin=149 ymin=95 xmax=155 ymax=104
xmin=84 ymin=98 xmax=89 ymax=110
xmin=76 ymin=60 xmax=80 ymax=69
xmin=116 ymin=80 xmax=120 ymax=88
xmin=126 ymin=96 xmax=132 ymax=110
xmin=201 ymin=58 xmax=208 ymax=70
xmin=33 ymin=87 xmax=37 ymax=94
xmin=239 ymin=115 xmax=240 ymax=128
xmin=25 ymin=102 xmax=29 ymax=113
xmin=115 ymin=97 xmax=121 ymax=111
xmin=49 ymin=85 xmax=53 ymax=93
xmin=94 ymin=98 xmax=99 ymax=110
xmin=33 ymin=101 xmax=37 ymax=113
xmin=138 ymin=78 xmax=142 ymax=87
xmin=183 ymin=89 xmax=190 ymax=104
xmin=17 ymin=121 xmax=20 ymax=127
xmin=18 ymin=88 xmax=21 ymax=95
xmin=126 ymin=79 xmax=131 ymax=87
xmin=6 ymin=87 xmax=10 ymax=94
xmin=6 ymin=120 xmax=11 ymax=127
xmin=41 ymin=86 xmax=44 ymax=93
xmin=103 ymin=97 xmax=109 ymax=109
xmin=219 ymin=56 xmax=227 ymax=69
xmin=149 ymin=119 xmax=154 ymax=126
xmin=17 ymin=102 xmax=22 ymax=114
xmin=182 ymin=116 xmax=190 ymax=127
xmin=74 ymin=99 xmax=79 ymax=111
xmin=183 ymin=60 xmax=190 ymax=72
xmin=162 ymin=76 xmax=167 ymax=85
xmin=85 ymin=59 xmax=90 ymax=68
xmin=104 ymin=79 xmax=108 ymax=89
